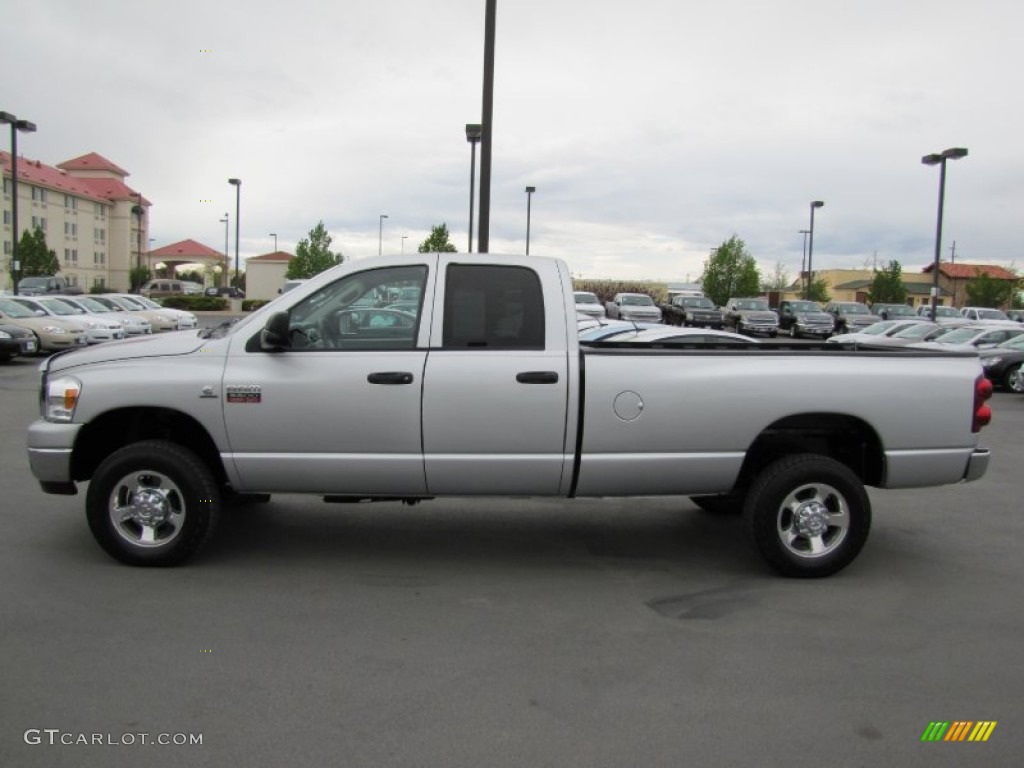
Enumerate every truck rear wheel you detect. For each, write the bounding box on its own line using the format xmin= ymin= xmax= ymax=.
xmin=744 ymin=454 xmax=870 ymax=577
xmin=86 ymin=440 xmax=220 ymax=566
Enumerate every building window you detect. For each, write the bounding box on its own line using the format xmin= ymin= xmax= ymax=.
xmin=94 ymin=202 xmax=105 ymax=216
xmin=99 ymin=228 xmax=105 ymax=243
xmin=66 ymin=274 xmax=79 ymax=287
xmin=94 ymin=251 xmax=105 ymax=265
xmin=3 ymin=240 xmax=10 ymax=255
xmin=2 ymin=210 xmax=9 ymax=226
xmin=65 ymin=194 xmax=77 ymax=210
xmin=41 ymin=217 xmax=47 ymax=232
xmin=2 ymin=178 xmax=9 ymax=195
xmin=92 ymin=277 xmax=105 ymax=290
xmin=72 ymin=223 xmax=77 ymax=236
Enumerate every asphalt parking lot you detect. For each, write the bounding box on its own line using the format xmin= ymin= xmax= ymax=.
xmin=1 ymin=348 xmax=1022 ymax=768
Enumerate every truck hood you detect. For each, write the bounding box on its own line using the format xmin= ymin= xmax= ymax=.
xmin=44 ymin=330 xmax=208 ymax=372
xmin=738 ymin=310 xmax=777 ymax=321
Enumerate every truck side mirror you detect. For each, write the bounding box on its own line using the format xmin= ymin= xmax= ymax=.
xmin=260 ymin=311 xmax=291 ymax=350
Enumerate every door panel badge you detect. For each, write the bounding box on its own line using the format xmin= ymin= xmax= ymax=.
xmin=226 ymin=384 xmax=262 ymax=404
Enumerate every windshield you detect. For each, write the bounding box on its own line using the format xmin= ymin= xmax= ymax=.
xmin=880 ymin=305 xmax=915 ymax=316
xmin=788 ymin=301 xmax=821 ymax=312
xmin=735 ymin=300 xmax=769 ymax=311
xmin=929 ymin=306 xmax=960 ymax=317
xmin=19 ymin=278 xmax=47 ymax=288
xmin=998 ymin=335 xmax=1024 ymax=349
xmin=37 ymin=298 xmax=80 ymax=316
xmin=574 ymin=293 xmax=600 ymax=305
xmin=76 ymin=297 xmax=115 ymax=313
xmin=111 ymin=295 xmax=146 ymax=310
xmin=976 ymin=309 xmax=1008 ymax=320
xmin=133 ymin=296 xmax=163 ymax=309
xmin=934 ymin=328 xmax=980 ymax=344
xmin=894 ymin=324 xmax=943 ymax=340
xmin=682 ymin=297 xmax=715 ymax=309
xmin=837 ymin=303 xmax=869 ymax=314
xmin=0 ymin=299 xmax=36 ymax=318
xmin=858 ymin=321 xmax=898 ymax=335
xmin=621 ymin=295 xmax=654 ymax=306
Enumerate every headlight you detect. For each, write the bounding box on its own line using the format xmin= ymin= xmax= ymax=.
xmin=44 ymin=376 xmax=82 ymax=422
xmin=43 ymin=325 xmax=68 ymax=335
xmin=83 ymin=319 xmax=101 ymax=329
xmin=0 ymin=330 xmax=10 ymax=339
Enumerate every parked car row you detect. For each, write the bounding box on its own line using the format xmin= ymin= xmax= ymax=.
xmin=0 ymin=292 xmax=199 ymax=359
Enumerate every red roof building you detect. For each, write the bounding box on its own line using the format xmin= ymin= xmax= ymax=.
xmin=2 ymin=151 xmax=149 ymax=292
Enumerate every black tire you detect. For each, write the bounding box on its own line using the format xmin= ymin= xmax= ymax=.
xmin=768 ymin=331 xmax=778 ymax=338
xmin=744 ymin=454 xmax=871 ymax=578
xmin=736 ymin=322 xmax=746 ymax=335
xmin=791 ymin=326 xmax=801 ymax=339
xmin=86 ymin=440 xmax=221 ymax=566
xmin=690 ymin=493 xmax=744 ymax=514
xmin=1003 ymin=364 xmax=1023 ymax=393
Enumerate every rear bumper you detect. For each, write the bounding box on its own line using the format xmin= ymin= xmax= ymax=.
xmin=963 ymin=447 xmax=990 ymax=483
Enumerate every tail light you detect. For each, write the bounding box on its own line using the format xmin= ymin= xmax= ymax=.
xmin=972 ymin=375 xmax=993 ymax=433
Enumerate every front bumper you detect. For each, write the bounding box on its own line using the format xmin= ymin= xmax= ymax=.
xmin=796 ymin=323 xmax=833 ymax=336
xmin=27 ymin=420 xmax=82 ymax=489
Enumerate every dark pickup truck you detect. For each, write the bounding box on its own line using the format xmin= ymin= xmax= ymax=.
xmin=661 ymin=296 xmax=724 ymax=328
xmin=18 ymin=276 xmax=84 ymax=296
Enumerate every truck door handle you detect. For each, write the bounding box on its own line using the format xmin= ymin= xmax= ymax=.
xmin=516 ymin=371 xmax=559 ymax=384
xmin=367 ymin=372 xmax=415 ymax=385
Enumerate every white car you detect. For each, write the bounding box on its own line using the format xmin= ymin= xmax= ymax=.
xmin=52 ymin=295 xmax=152 ymax=336
xmin=113 ymin=294 xmax=199 ymax=330
xmin=910 ymin=324 xmax=1024 ymax=352
xmin=584 ymin=326 xmax=757 ymax=345
xmin=827 ymin=320 xmax=932 ymax=345
xmin=10 ymin=296 xmax=126 ymax=344
xmin=98 ymin=294 xmax=193 ymax=332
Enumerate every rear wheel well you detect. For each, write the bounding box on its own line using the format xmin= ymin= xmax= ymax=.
xmin=734 ymin=413 xmax=884 ymax=493
xmin=71 ymin=408 xmax=226 ymax=487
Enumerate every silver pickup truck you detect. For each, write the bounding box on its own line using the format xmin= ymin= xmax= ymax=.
xmin=27 ymin=254 xmax=993 ymax=577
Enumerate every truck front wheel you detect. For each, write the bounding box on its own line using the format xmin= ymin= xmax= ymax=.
xmin=86 ymin=440 xmax=221 ymax=566
xmin=744 ymin=454 xmax=870 ymax=578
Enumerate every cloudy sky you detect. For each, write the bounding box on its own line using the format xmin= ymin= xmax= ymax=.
xmin=4 ymin=0 xmax=1021 ymax=281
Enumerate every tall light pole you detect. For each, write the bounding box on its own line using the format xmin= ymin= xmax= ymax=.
xmin=401 ymin=235 xmax=408 ymax=254
xmin=465 ymin=123 xmax=482 ymax=252
xmin=131 ymin=191 xmax=144 ymax=292
xmin=148 ymin=238 xmax=156 ymax=277
xmin=378 ymin=214 xmax=388 ymax=256
xmin=477 ymin=0 xmax=497 ymax=253
xmin=269 ymin=232 xmax=277 ymax=252
xmin=922 ymin=147 xmax=968 ymax=320
xmin=805 ymin=201 xmax=824 ymax=300
xmin=525 ymin=186 xmax=536 ymax=255
xmin=227 ymin=180 xmax=240 ymax=286
xmin=219 ymin=213 xmax=229 ymax=287
xmin=798 ymin=229 xmax=811 ymax=296
xmin=0 ymin=110 xmax=37 ymax=295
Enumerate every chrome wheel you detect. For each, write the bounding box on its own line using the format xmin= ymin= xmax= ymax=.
xmin=108 ymin=470 xmax=186 ymax=548
xmin=775 ymin=482 xmax=849 ymax=558
xmin=1006 ymin=364 xmax=1023 ymax=393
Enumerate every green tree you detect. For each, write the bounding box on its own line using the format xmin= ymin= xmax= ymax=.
xmin=805 ymin=276 xmax=831 ymax=304
xmin=699 ymin=235 xmax=760 ymax=307
xmin=128 ymin=266 xmax=152 ymax=291
xmin=867 ymin=260 xmax=908 ymax=305
xmin=14 ymin=227 xmax=60 ymax=279
xmin=287 ymin=221 xmax=344 ymax=279
xmin=418 ymin=223 xmax=458 ymax=253
xmin=965 ymin=269 xmax=1014 ymax=308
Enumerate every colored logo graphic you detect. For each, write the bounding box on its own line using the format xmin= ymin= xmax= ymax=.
xmin=921 ymin=721 xmax=997 ymax=742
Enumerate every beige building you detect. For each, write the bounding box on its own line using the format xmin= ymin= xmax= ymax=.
xmin=781 ymin=263 xmax=1017 ymax=309
xmin=2 ymin=151 xmax=149 ymax=292
xmin=246 ymin=251 xmax=294 ymax=300
xmin=149 ymin=239 xmax=227 ymax=284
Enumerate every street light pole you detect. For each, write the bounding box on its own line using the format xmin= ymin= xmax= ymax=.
xmin=228 ymin=178 xmax=241 ymax=285
xmin=805 ymin=201 xmax=824 ymax=300
xmin=922 ymin=148 xmax=968 ymax=320
xmin=0 ymin=110 xmax=37 ymax=295
xmin=131 ymin=191 xmax=144 ymax=293
xmin=401 ymin=235 xmax=408 ymax=254
xmin=477 ymin=0 xmax=497 ymax=253
xmin=379 ymin=214 xmax=388 ymax=256
xmin=798 ymin=229 xmax=810 ymax=297
xmin=525 ymin=186 xmax=536 ymax=255
xmin=269 ymin=232 xmax=277 ymax=252
xmin=465 ymin=123 xmax=482 ymax=252
xmin=219 ymin=213 xmax=229 ymax=287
